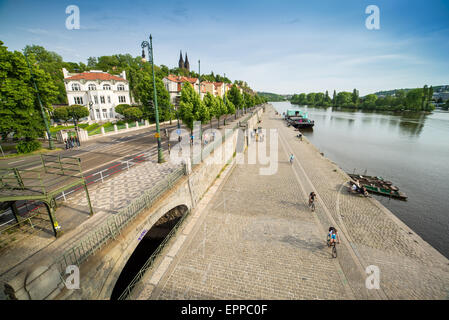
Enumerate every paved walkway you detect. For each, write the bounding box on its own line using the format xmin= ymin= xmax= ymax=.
xmin=142 ymin=105 xmax=449 ymax=300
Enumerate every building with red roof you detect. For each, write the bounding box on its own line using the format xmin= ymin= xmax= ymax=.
xmin=62 ymin=68 xmax=132 ymax=122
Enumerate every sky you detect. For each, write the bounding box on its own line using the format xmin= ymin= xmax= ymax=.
xmin=0 ymin=0 xmax=448 ymax=95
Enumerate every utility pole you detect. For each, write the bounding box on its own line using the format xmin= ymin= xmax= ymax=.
xmin=24 ymin=52 xmax=54 ymax=150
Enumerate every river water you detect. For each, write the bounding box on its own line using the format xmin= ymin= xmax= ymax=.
xmin=271 ymin=101 xmax=449 ymax=258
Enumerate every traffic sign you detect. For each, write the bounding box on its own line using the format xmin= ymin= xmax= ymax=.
xmin=176 ymin=129 xmax=181 ymax=135
xmin=155 ymin=132 xmax=160 ymax=138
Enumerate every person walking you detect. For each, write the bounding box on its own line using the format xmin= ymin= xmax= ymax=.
xmin=289 ymin=153 xmax=294 ymax=164
xmin=64 ymin=139 xmax=68 ymax=150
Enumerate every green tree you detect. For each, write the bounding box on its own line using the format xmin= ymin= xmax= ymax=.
xmin=0 ymin=41 xmax=58 ymax=142
xmin=52 ymin=106 xmax=69 ymax=124
xmin=214 ymin=96 xmax=227 ymax=128
xmin=134 ymin=72 xmax=172 ymax=122
xmin=67 ymin=105 xmax=89 ymax=127
xmin=362 ymin=94 xmax=378 ymax=109
xmin=123 ymin=107 xmax=143 ymax=122
xmin=115 ymin=104 xmax=131 ymax=116
xmin=405 ymin=88 xmax=423 ymax=111
xmin=203 ymin=92 xmax=217 ymax=128
xmin=332 ymin=90 xmax=337 ymax=106
xmin=179 ymin=82 xmax=203 ymax=132
xmin=351 ymin=88 xmax=359 ymax=105
xmin=227 ymin=85 xmax=243 ymax=118
xmin=23 ymin=45 xmax=67 ymax=104
xmin=223 ymin=94 xmax=236 ymax=126
xmin=336 ymin=92 xmax=352 ymax=107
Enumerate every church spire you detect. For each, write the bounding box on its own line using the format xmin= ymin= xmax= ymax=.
xmin=184 ymin=53 xmax=190 ymax=72
xmin=178 ymin=50 xmax=184 ymax=69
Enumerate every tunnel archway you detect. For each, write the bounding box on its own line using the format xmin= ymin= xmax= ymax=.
xmin=110 ymin=204 xmax=188 ymax=300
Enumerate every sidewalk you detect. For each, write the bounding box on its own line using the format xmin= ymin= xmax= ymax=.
xmin=142 ymin=104 xmax=449 ymax=300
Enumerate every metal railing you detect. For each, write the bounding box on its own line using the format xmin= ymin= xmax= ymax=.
xmin=53 ymin=165 xmax=186 ymax=276
xmin=117 ymin=208 xmax=190 ymax=300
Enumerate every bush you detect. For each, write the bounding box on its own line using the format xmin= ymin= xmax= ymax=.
xmin=16 ymin=140 xmax=41 ymax=154
xmin=116 ymin=120 xmax=125 ymax=126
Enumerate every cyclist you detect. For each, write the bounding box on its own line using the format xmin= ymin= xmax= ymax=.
xmin=309 ymin=192 xmax=316 ymax=211
xmin=329 ymin=227 xmax=340 ymax=246
xmin=289 ymin=154 xmax=294 ymax=164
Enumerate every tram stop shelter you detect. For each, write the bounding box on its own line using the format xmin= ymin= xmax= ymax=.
xmin=0 ymin=154 xmax=93 ymax=237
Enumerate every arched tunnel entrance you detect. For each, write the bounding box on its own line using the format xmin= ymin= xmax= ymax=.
xmin=110 ymin=204 xmax=188 ymax=300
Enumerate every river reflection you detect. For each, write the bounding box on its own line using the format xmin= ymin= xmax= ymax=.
xmin=272 ymin=102 xmax=449 ymax=258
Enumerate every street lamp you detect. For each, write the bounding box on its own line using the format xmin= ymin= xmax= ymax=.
xmin=24 ymin=52 xmax=54 ymax=150
xmin=141 ymin=35 xmax=165 ymax=163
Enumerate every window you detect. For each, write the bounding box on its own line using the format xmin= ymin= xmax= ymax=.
xmin=88 ymin=84 xmax=96 ymax=90
xmin=100 ymin=96 xmax=105 ymax=104
xmin=93 ymin=96 xmax=98 ymax=104
xmin=109 ymin=108 xmax=114 ymax=118
xmin=71 ymin=83 xmax=81 ymax=91
xmin=103 ymin=84 xmax=111 ymax=90
xmin=102 ymin=109 xmax=108 ymax=119
xmin=117 ymin=84 xmax=125 ymax=91
xmin=118 ymin=96 xmax=126 ymax=103
xmin=107 ymin=96 xmax=111 ymax=103
xmin=74 ymin=97 xmax=83 ymax=104
xmin=96 ymin=109 xmax=100 ymax=119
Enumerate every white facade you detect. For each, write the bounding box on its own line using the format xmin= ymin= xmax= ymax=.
xmin=63 ymin=68 xmax=132 ymax=122
xmin=163 ymin=75 xmax=200 ymax=106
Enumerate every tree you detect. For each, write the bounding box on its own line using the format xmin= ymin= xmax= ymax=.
xmin=227 ymin=85 xmax=243 ymax=118
xmin=351 ymin=88 xmax=359 ymax=105
xmin=123 ymin=107 xmax=143 ymax=122
xmin=223 ymin=94 xmax=235 ymax=126
xmin=405 ymin=88 xmax=423 ymax=111
xmin=332 ymin=90 xmax=337 ymax=106
xmin=115 ymin=104 xmax=131 ymax=116
xmin=214 ymin=96 xmax=227 ymax=128
xmin=53 ymin=107 xmax=69 ymax=124
xmin=203 ymin=92 xmax=217 ymax=128
xmin=134 ymin=72 xmax=172 ymax=122
xmin=67 ymin=105 xmax=89 ymax=127
xmin=362 ymin=94 xmax=377 ymax=109
xmin=23 ymin=45 xmax=67 ymax=104
xmin=179 ymin=82 xmax=203 ymax=132
xmin=336 ymin=92 xmax=352 ymax=107
xmin=0 ymin=41 xmax=58 ymax=142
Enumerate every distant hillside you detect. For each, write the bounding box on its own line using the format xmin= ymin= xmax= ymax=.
xmin=257 ymin=92 xmax=286 ymax=102
xmin=374 ymin=85 xmax=449 ymax=97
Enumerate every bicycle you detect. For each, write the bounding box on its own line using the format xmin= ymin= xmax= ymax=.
xmin=308 ymin=199 xmax=315 ymax=212
xmin=330 ymin=241 xmax=338 ymax=258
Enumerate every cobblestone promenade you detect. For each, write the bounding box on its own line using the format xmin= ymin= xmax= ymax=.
xmin=145 ymin=105 xmax=449 ymax=300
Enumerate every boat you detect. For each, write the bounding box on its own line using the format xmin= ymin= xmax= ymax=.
xmin=348 ymin=173 xmax=407 ymax=200
xmin=285 ymin=109 xmax=315 ymax=128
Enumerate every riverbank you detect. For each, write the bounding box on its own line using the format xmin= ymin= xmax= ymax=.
xmin=145 ymin=103 xmax=449 ymax=299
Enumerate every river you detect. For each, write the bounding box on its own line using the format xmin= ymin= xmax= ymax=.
xmin=271 ymin=101 xmax=449 ymax=258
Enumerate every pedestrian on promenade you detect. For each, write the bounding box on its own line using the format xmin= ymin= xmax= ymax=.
xmin=75 ymin=135 xmax=80 ymax=147
xmin=64 ymin=139 xmax=68 ymax=150
xmin=190 ymin=134 xmax=194 ymax=146
xmin=165 ymin=128 xmax=168 ymax=138
xmin=168 ymin=142 xmax=171 ymax=155
xmin=289 ymin=154 xmax=294 ymax=164
xmin=68 ymin=136 xmax=74 ymax=149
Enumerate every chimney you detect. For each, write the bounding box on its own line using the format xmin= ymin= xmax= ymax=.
xmin=62 ymin=68 xmax=69 ymax=78
xmin=121 ymin=70 xmax=127 ymax=80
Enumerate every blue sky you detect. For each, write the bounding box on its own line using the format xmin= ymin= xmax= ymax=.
xmin=0 ymin=0 xmax=448 ymax=95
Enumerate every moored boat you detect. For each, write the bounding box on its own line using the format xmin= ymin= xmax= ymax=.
xmin=348 ymin=173 xmax=408 ymax=200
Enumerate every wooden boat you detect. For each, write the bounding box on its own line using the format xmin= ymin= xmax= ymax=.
xmin=348 ymin=173 xmax=407 ymax=200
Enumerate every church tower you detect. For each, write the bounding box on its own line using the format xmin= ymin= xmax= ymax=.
xmin=184 ymin=53 xmax=190 ymax=72
xmin=178 ymin=50 xmax=184 ymax=69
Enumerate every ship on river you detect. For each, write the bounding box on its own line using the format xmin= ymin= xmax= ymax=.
xmin=284 ymin=109 xmax=315 ymax=128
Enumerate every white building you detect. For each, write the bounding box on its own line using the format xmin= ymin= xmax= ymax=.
xmin=62 ymin=68 xmax=132 ymax=122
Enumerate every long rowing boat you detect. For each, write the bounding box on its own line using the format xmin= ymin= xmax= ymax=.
xmin=348 ymin=173 xmax=408 ymax=200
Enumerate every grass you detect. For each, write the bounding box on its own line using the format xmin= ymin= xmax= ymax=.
xmin=1 ymin=146 xmax=63 ymax=159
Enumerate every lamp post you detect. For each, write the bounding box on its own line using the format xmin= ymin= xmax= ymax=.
xmin=141 ymin=35 xmax=165 ymax=163
xmin=24 ymin=52 xmax=54 ymax=150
